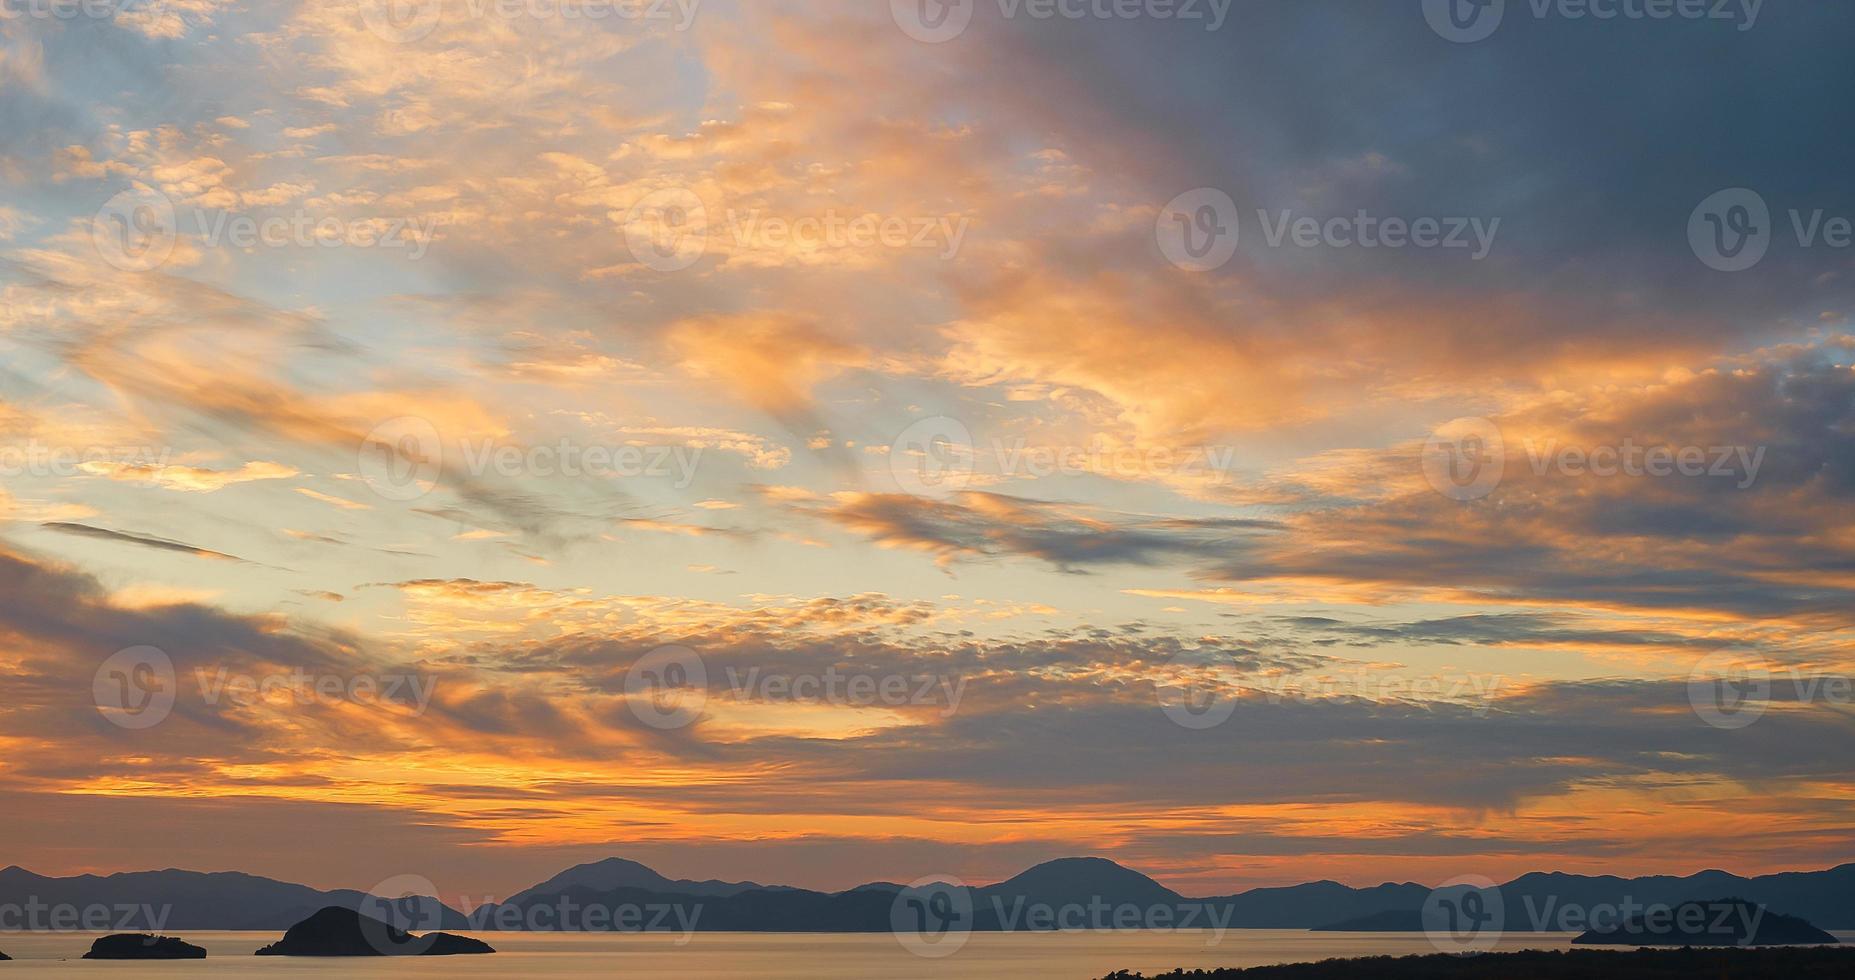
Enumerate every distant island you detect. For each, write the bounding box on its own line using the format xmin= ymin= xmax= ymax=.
xmin=1574 ymin=898 xmax=1838 ymax=947
xmin=1102 ymin=946 xmax=1855 ymax=978
xmin=82 ymin=934 xmax=207 ymax=959
xmin=254 ymin=906 xmax=495 ymax=956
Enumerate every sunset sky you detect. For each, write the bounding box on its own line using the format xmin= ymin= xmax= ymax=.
xmin=2 ymin=1 xmax=1854 ymax=903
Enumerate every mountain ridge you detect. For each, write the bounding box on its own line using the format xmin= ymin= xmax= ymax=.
xmin=4 ymin=857 xmax=1852 ymax=931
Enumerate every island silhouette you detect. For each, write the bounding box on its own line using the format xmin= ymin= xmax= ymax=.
xmin=254 ymin=906 xmax=494 ymax=956
xmin=82 ymin=934 xmax=207 ymax=959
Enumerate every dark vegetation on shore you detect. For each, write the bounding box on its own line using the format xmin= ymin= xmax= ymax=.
xmin=82 ymin=934 xmax=207 ymax=959
xmin=1101 ymin=946 xmax=1855 ymax=979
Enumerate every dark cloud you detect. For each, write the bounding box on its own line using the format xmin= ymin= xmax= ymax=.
xmin=40 ymin=522 xmax=250 ymax=563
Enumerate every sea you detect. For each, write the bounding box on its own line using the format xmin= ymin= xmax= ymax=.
xmin=7 ymin=930 xmax=1855 ymax=977
xmin=0 ymin=929 xmax=1648 ymax=977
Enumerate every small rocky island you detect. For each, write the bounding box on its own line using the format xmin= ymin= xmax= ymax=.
xmin=83 ymin=934 xmax=208 ymax=959
xmin=255 ymin=905 xmax=494 ymax=956
xmin=1573 ymin=898 xmax=1838 ymax=947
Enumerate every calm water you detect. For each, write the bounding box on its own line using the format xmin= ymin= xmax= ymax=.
xmin=0 ymin=930 xmax=1602 ymax=977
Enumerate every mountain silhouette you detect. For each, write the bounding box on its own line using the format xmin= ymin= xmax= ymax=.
xmin=6 ymin=857 xmax=1854 ymax=933
xmin=504 ymin=857 xmax=781 ymax=902
xmin=980 ymin=857 xmax=1182 ymax=909
xmin=0 ymin=865 xmax=467 ymax=931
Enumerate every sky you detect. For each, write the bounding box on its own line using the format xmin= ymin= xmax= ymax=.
xmin=2 ymin=0 xmax=1854 ymax=903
